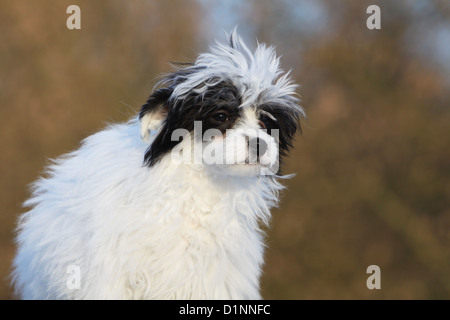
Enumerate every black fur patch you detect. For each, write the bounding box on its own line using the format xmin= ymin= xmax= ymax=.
xmin=259 ymin=103 xmax=301 ymax=158
xmin=140 ymin=79 xmax=241 ymax=167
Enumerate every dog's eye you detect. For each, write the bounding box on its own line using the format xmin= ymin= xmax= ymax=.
xmin=213 ymin=112 xmax=228 ymax=122
xmin=259 ymin=115 xmax=270 ymax=129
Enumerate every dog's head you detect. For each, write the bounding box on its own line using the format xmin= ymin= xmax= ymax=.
xmin=139 ymin=30 xmax=304 ymax=176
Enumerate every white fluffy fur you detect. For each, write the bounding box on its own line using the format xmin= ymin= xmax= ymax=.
xmin=13 ymin=120 xmax=284 ymax=299
xmin=170 ymin=31 xmax=300 ymax=110
xmin=12 ymin=31 xmax=297 ymax=300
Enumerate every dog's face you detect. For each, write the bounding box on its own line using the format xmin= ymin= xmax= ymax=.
xmin=139 ymin=31 xmax=304 ymax=176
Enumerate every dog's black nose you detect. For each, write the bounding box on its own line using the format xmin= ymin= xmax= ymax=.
xmin=249 ymin=138 xmax=268 ymax=157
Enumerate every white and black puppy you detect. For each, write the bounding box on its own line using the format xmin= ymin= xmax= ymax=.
xmin=12 ymin=30 xmax=304 ymax=299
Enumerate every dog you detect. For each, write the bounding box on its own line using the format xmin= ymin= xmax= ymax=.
xmin=12 ymin=30 xmax=304 ymax=299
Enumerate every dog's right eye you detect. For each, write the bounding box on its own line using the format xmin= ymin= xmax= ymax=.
xmin=212 ymin=112 xmax=228 ymax=122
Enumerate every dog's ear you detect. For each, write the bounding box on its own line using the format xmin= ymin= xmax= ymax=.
xmin=139 ymin=88 xmax=172 ymax=142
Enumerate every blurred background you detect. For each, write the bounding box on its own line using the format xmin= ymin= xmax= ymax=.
xmin=1 ymin=0 xmax=449 ymax=299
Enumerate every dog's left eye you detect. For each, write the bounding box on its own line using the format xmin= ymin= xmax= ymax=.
xmin=212 ymin=112 xmax=228 ymax=122
xmin=259 ymin=115 xmax=271 ymax=129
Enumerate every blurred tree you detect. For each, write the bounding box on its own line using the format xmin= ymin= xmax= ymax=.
xmin=245 ymin=0 xmax=450 ymax=299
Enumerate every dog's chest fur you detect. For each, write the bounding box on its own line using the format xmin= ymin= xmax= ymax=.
xmin=125 ymin=171 xmax=267 ymax=299
xmin=115 ymin=160 xmax=269 ymax=299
